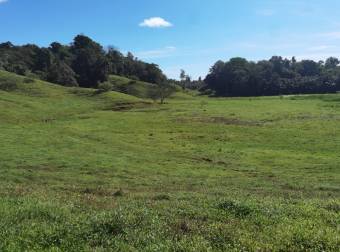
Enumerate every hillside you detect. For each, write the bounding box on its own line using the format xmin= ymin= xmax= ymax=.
xmin=0 ymin=70 xmax=339 ymax=251
xmin=108 ymin=75 xmax=158 ymax=98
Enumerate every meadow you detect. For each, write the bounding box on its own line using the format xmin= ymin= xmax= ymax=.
xmin=0 ymin=70 xmax=339 ymax=251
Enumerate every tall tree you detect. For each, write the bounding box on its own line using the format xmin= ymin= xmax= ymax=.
xmin=71 ymin=35 xmax=108 ymax=88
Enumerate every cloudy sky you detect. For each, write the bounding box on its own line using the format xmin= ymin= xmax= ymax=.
xmin=1 ymin=0 xmax=340 ymax=79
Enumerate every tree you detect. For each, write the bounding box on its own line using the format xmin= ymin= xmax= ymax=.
xmin=180 ymin=69 xmax=187 ymax=90
xmin=46 ymin=59 xmax=78 ymax=86
xmin=0 ymin=35 xmax=168 ymax=89
xmin=106 ymin=46 xmax=124 ymax=75
xmin=325 ymin=57 xmax=339 ymax=69
xmin=71 ymin=34 xmax=109 ymax=88
xmin=49 ymin=42 xmax=72 ymax=62
xmin=148 ymin=82 xmax=176 ymax=104
xmin=204 ymin=56 xmax=340 ymax=97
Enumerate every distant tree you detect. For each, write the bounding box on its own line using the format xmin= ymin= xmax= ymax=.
xmin=106 ymin=46 xmax=124 ymax=75
xmin=49 ymin=42 xmax=72 ymax=62
xmin=325 ymin=57 xmax=339 ymax=69
xmin=71 ymin=34 xmax=109 ymax=88
xmin=148 ymin=81 xmax=176 ymax=104
xmin=0 ymin=36 xmax=168 ymax=89
xmin=0 ymin=42 xmax=14 ymax=49
xmin=159 ymin=84 xmax=176 ymax=104
xmin=33 ymin=48 xmax=53 ymax=73
xmin=46 ymin=59 xmax=78 ymax=86
xmin=204 ymin=56 xmax=340 ymax=97
xmin=297 ymin=60 xmax=321 ymax=76
xmin=180 ymin=69 xmax=187 ymax=90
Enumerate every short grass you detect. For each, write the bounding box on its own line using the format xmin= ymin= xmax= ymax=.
xmin=0 ymin=70 xmax=339 ymax=251
xmin=107 ymin=75 xmax=158 ymax=99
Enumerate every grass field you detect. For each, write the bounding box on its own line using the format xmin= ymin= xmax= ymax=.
xmin=0 ymin=70 xmax=339 ymax=251
xmin=107 ymin=75 xmax=159 ymax=99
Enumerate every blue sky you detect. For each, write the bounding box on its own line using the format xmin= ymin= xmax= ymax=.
xmin=1 ymin=0 xmax=340 ymax=79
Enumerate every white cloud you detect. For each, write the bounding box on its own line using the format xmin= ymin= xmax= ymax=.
xmin=0 ymin=0 xmax=8 ymax=3
xmin=135 ymin=46 xmax=176 ymax=59
xmin=139 ymin=17 xmax=172 ymax=28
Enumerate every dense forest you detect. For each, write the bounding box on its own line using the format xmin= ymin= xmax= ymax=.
xmin=0 ymin=34 xmax=167 ymax=88
xmin=1 ymin=35 xmax=340 ymax=97
xmin=203 ymin=57 xmax=340 ymax=96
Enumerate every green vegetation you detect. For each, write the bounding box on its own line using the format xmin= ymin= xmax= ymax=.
xmin=0 ymin=70 xmax=340 ymax=251
xmin=204 ymin=57 xmax=340 ymax=97
xmin=0 ymin=35 xmax=168 ymax=89
xmin=107 ymin=75 xmax=158 ymax=98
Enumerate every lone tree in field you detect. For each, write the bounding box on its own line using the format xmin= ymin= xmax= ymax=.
xmin=148 ymin=82 xmax=176 ymax=104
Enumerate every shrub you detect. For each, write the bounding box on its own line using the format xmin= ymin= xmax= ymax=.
xmin=218 ymin=200 xmax=255 ymax=217
xmin=23 ymin=78 xmax=35 ymax=84
xmin=97 ymin=82 xmax=113 ymax=93
xmin=0 ymin=78 xmax=18 ymax=91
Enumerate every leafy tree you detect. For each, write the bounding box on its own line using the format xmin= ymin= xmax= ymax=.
xmin=148 ymin=81 xmax=176 ymax=104
xmin=204 ymin=56 xmax=340 ymax=97
xmin=71 ymin=35 xmax=109 ymax=88
xmin=106 ymin=46 xmax=124 ymax=75
xmin=46 ymin=59 xmax=78 ymax=86
xmin=325 ymin=57 xmax=339 ymax=69
xmin=0 ymin=35 xmax=168 ymax=88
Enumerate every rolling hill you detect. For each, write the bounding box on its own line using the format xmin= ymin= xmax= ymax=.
xmin=0 ymin=70 xmax=339 ymax=251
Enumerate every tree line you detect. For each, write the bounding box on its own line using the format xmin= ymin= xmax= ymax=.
xmin=2 ymin=35 xmax=340 ymax=98
xmin=203 ymin=56 xmax=340 ymax=96
xmin=0 ymin=34 xmax=167 ymax=88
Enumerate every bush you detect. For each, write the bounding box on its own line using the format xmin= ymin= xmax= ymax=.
xmin=218 ymin=200 xmax=255 ymax=217
xmin=23 ymin=78 xmax=35 ymax=84
xmin=0 ymin=78 xmax=18 ymax=91
xmin=97 ymin=82 xmax=113 ymax=93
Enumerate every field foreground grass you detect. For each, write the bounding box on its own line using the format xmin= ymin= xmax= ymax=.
xmin=0 ymin=71 xmax=339 ymax=251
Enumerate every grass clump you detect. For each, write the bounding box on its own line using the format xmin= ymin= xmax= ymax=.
xmin=217 ymin=200 xmax=256 ymax=217
xmin=152 ymin=194 xmax=171 ymax=201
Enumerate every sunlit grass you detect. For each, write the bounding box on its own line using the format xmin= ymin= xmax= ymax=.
xmin=0 ymin=70 xmax=339 ymax=251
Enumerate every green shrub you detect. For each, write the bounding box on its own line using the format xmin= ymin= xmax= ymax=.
xmin=0 ymin=78 xmax=18 ymax=91
xmin=218 ymin=200 xmax=255 ymax=217
xmin=23 ymin=78 xmax=35 ymax=84
xmin=97 ymin=82 xmax=113 ymax=93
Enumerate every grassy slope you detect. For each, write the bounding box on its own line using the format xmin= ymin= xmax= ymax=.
xmin=108 ymin=75 xmax=158 ymax=99
xmin=0 ymin=70 xmax=339 ymax=251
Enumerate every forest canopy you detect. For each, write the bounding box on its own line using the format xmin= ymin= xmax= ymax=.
xmin=203 ymin=56 xmax=340 ymax=96
xmin=1 ymin=35 xmax=340 ymax=97
xmin=0 ymin=35 xmax=167 ymax=88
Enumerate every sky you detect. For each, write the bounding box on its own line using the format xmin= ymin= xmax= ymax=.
xmin=2 ymin=0 xmax=340 ymax=79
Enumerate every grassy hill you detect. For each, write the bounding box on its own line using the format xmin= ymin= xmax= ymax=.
xmin=0 ymin=70 xmax=339 ymax=251
xmin=107 ymin=75 xmax=158 ymax=99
